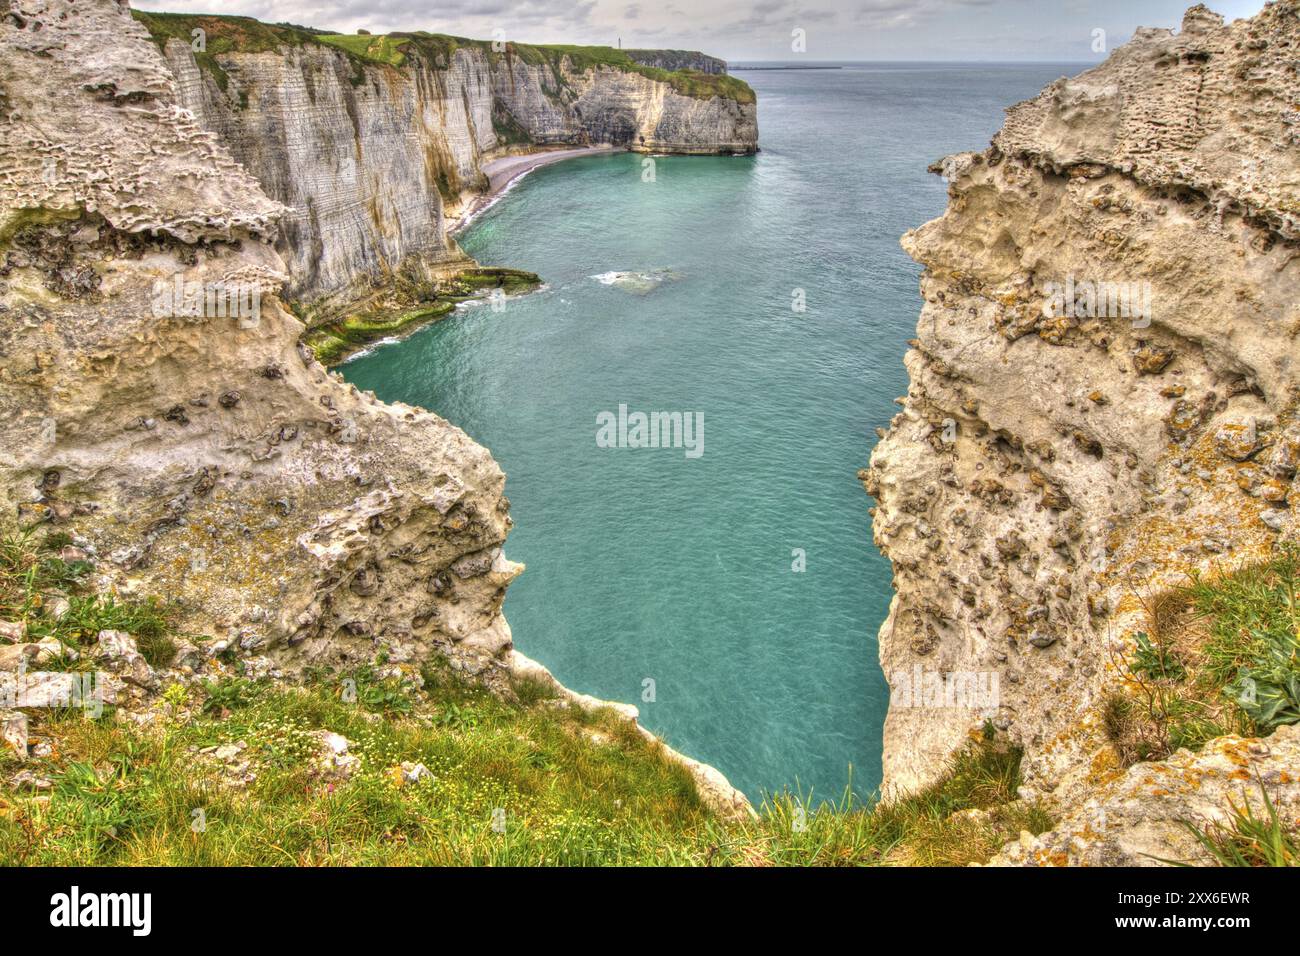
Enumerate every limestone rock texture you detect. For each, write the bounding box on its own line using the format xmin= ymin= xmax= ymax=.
xmin=0 ymin=0 xmax=752 ymax=819
xmin=864 ymin=0 xmax=1300 ymax=838
xmin=488 ymin=57 xmax=756 ymax=155
xmin=991 ymin=723 xmax=1300 ymax=866
xmin=144 ymin=21 xmax=756 ymax=305
xmin=0 ymin=0 xmax=519 ymax=679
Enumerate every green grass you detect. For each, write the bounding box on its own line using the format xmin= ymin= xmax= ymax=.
xmin=1165 ymin=782 xmax=1299 ymax=867
xmin=132 ymin=11 xmax=327 ymax=53
xmin=0 ymin=671 xmax=708 ymax=865
xmin=1 ymin=529 xmax=1049 ymax=866
xmin=1129 ymin=630 xmax=1187 ymax=684
xmin=1110 ymin=547 xmax=1300 ymax=762
xmin=130 ymin=12 xmax=755 ymax=106
xmin=0 ymin=668 xmax=1048 ymax=865
xmin=131 ymin=11 xmax=327 ymax=94
xmin=0 ymin=530 xmax=177 ymax=668
xmin=316 ymin=33 xmax=410 ymax=67
xmin=1186 ymin=549 xmax=1300 ymax=731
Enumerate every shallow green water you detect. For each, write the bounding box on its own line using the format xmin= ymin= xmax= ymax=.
xmin=343 ymin=64 xmax=1081 ymax=803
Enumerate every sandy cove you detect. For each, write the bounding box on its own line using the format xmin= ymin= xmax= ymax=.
xmin=447 ymin=145 xmax=622 ymax=234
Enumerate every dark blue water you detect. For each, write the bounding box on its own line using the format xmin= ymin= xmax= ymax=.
xmin=343 ymin=63 xmax=1082 ymax=804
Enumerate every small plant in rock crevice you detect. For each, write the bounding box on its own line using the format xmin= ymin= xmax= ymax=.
xmin=1161 ymin=781 xmax=1299 ymax=868
xmin=0 ymin=528 xmax=179 ymax=667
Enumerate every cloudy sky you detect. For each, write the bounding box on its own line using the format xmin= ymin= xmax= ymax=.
xmin=133 ymin=0 xmax=1268 ymax=61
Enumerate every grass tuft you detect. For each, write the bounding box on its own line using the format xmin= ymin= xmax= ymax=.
xmin=0 ymin=527 xmax=180 ymax=671
xmin=1163 ymin=782 xmax=1299 ymax=867
xmin=1109 ymin=546 xmax=1300 ymax=764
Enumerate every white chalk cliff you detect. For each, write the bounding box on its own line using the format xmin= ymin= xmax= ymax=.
xmin=137 ymin=13 xmax=758 ymax=306
xmin=0 ymin=0 xmax=752 ymax=817
xmin=864 ymin=2 xmax=1300 ymax=863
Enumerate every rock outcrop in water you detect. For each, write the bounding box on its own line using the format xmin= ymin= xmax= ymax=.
xmin=864 ymin=2 xmax=1300 ymax=862
xmin=134 ymin=12 xmax=758 ymax=306
xmin=0 ymin=0 xmax=751 ymax=819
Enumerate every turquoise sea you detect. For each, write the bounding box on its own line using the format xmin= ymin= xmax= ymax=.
xmin=343 ymin=63 xmax=1085 ymax=803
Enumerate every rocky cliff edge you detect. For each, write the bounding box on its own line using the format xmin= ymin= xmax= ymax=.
xmin=0 ymin=0 xmax=751 ymax=819
xmin=864 ymin=2 xmax=1300 ymax=861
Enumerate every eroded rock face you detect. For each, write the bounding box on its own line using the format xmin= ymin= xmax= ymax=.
xmin=0 ymin=0 xmax=521 ymax=677
xmin=489 ymin=57 xmax=756 ymax=155
xmin=154 ymin=39 xmax=478 ymax=306
xmin=0 ymin=0 xmax=754 ymax=819
xmin=864 ymin=3 xmax=1299 ymax=807
xmin=992 ymin=724 xmax=1300 ymax=867
xmin=625 ymin=50 xmax=727 ymax=74
xmin=147 ymin=26 xmax=757 ymax=305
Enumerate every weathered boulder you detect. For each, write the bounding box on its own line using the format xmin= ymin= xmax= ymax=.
xmin=991 ymin=725 xmax=1300 ymax=866
xmin=311 ymin=730 xmax=361 ymax=782
xmin=0 ymin=637 xmax=74 ymax=671
xmin=94 ymin=630 xmax=154 ymax=689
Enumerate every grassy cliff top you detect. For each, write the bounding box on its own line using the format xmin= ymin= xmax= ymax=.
xmin=0 ymin=524 xmax=1046 ymax=866
xmin=6 ymin=533 xmax=1298 ymax=864
xmin=132 ymin=11 xmax=756 ymax=105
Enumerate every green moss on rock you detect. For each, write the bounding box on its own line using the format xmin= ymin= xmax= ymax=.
xmin=302 ymin=267 xmax=541 ymax=365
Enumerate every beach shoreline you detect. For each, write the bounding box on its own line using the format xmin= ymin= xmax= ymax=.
xmin=448 ymin=144 xmax=622 ymax=234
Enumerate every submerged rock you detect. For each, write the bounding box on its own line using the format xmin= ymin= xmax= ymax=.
xmin=590 ymin=269 xmax=681 ymax=295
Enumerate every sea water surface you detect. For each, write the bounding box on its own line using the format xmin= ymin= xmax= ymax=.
xmin=343 ymin=63 xmax=1084 ymax=803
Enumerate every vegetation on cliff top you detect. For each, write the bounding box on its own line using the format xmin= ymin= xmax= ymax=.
xmin=130 ymin=11 xmax=327 ymax=92
xmin=0 ymin=684 xmax=1047 ymax=865
xmin=1108 ymin=546 xmax=1300 ymax=765
xmin=3 ymin=526 xmax=1295 ymax=865
xmin=0 ymin=525 xmax=1048 ymax=865
xmin=131 ymin=11 xmax=756 ymax=105
xmin=501 ymin=43 xmax=755 ymax=105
